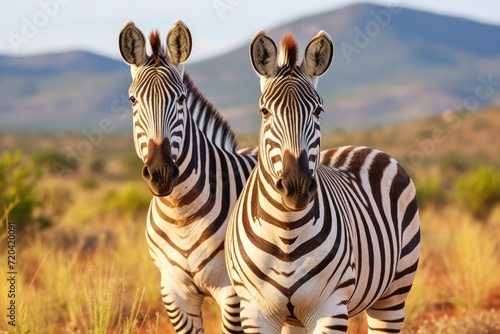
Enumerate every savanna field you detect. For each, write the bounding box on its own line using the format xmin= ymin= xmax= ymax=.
xmin=1 ymin=107 xmax=500 ymax=334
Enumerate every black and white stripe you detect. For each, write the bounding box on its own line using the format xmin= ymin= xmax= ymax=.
xmin=120 ymin=21 xmax=256 ymax=333
xmin=226 ymin=31 xmax=420 ymax=333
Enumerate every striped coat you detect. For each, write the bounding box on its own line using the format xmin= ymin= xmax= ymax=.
xmin=226 ymin=31 xmax=420 ymax=334
xmin=120 ymin=20 xmax=256 ymax=333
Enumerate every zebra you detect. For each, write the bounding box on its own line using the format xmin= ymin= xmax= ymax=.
xmin=225 ymin=30 xmax=420 ymax=333
xmin=119 ymin=20 xmax=256 ymax=333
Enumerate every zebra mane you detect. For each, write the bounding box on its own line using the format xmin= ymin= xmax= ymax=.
xmin=149 ymin=30 xmax=162 ymax=66
xmin=279 ymin=33 xmax=298 ymax=76
xmin=183 ymin=72 xmax=237 ymax=151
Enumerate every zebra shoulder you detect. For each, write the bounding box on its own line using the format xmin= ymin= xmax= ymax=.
xmin=320 ymin=145 xmax=416 ymax=199
xmin=320 ymin=145 xmax=410 ymax=178
xmin=320 ymin=145 xmax=375 ymax=170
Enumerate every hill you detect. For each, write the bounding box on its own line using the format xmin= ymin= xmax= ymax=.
xmin=0 ymin=51 xmax=130 ymax=132
xmin=1 ymin=3 xmax=500 ymax=132
xmin=188 ymin=3 xmax=500 ymax=131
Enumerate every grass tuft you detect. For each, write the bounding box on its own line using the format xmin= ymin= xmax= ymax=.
xmin=442 ymin=218 xmax=500 ymax=309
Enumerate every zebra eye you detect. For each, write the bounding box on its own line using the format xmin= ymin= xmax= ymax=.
xmin=177 ymin=94 xmax=186 ymax=104
xmin=313 ymin=106 xmax=323 ymax=118
xmin=260 ymin=108 xmax=271 ymax=118
xmin=129 ymin=96 xmax=137 ymax=105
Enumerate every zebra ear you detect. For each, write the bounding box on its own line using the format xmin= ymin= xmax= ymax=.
xmin=119 ymin=21 xmax=148 ymax=68
xmin=250 ymin=30 xmax=278 ymax=78
xmin=166 ymin=20 xmax=192 ymax=66
xmin=300 ymin=31 xmax=334 ymax=79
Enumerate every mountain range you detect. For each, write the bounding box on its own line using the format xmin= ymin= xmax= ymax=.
xmin=1 ymin=3 xmax=500 ymax=133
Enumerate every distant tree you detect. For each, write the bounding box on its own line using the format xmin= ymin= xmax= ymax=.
xmin=454 ymin=166 xmax=500 ymax=220
xmin=0 ymin=150 xmax=49 ymax=231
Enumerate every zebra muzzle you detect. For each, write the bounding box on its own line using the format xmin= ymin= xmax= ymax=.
xmin=275 ymin=150 xmax=317 ymax=211
xmin=142 ymin=139 xmax=180 ymax=196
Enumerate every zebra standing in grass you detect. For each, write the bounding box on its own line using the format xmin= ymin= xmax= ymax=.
xmin=119 ymin=21 xmax=256 ymax=333
xmin=225 ymin=30 xmax=420 ymax=333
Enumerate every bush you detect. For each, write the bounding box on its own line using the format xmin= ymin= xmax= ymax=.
xmin=415 ymin=178 xmax=446 ymax=209
xmin=33 ymin=149 xmax=78 ymax=174
xmin=79 ymin=176 xmax=98 ymax=189
xmin=454 ymin=166 xmax=500 ymax=220
xmin=90 ymin=157 xmax=106 ymax=175
xmin=101 ymin=183 xmax=150 ymax=219
xmin=0 ymin=150 xmax=48 ymax=231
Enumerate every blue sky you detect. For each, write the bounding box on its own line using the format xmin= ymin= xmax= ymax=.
xmin=2 ymin=0 xmax=500 ymax=62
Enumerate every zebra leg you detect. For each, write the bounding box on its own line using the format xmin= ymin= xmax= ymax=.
xmin=365 ymin=303 xmax=404 ymax=333
xmin=160 ymin=277 xmax=205 ymax=333
xmin=239 ymin=299 xmax=282 ymax=334
xmin=365 ymin=284 xmax=410 ymax=334
xmin=310 ymin=315 xmax=349 ymax=334
xmin=281 ymin=324 xmax=307 ymax=334
xmin=365 ymin=285 xmax=408 ymax=333
xmin=365 ymin=254 xmax=419 ymax=333
xmin=310 ymin=303 xmax=349 ymax=334
xmin=210 ymin=286 xmax=243 ymax=333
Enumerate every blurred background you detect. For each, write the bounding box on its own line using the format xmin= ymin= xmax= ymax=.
xmin=1 ymin=1 xmax=500 ymax=333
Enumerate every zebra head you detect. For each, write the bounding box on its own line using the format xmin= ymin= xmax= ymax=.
xmin=119 ymin=21 xmax=192 ymax=196
xmin=250 ymin=30 xmax=334 ymax=211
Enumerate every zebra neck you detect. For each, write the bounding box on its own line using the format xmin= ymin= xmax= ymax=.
xmin=254 ymin=167 xmax=317 ymax=226
xmin=183 ymin=73 xmax=237 ymax=151
xmin=154 ymin=120 xmax=218 ymax=226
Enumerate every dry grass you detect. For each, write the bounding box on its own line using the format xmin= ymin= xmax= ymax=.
xmin=2 ymin=201 xmax=498 ymax=333
xmin=405 ymin=309 xmax=500 ymax=334
xmin=442 ymin=219 xmax=500 ymax=309
xmin=0 ymin=177 xmax=223 ymax=333
xmin=0 ymin=217 xmax=162 ymax=334
xmin=403 ymin=206 xmax=500 ymax=332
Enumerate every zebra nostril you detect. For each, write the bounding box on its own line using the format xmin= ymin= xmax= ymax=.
xmin=275 ymin=178 xmax=285 ymax=193
xmin=308 ymin=178 xmax=317 ymax=194
xmin=170 ymin=165 xmax=180 ymax=180
xmin=142 ymin=165 xmax=152 ymax=181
